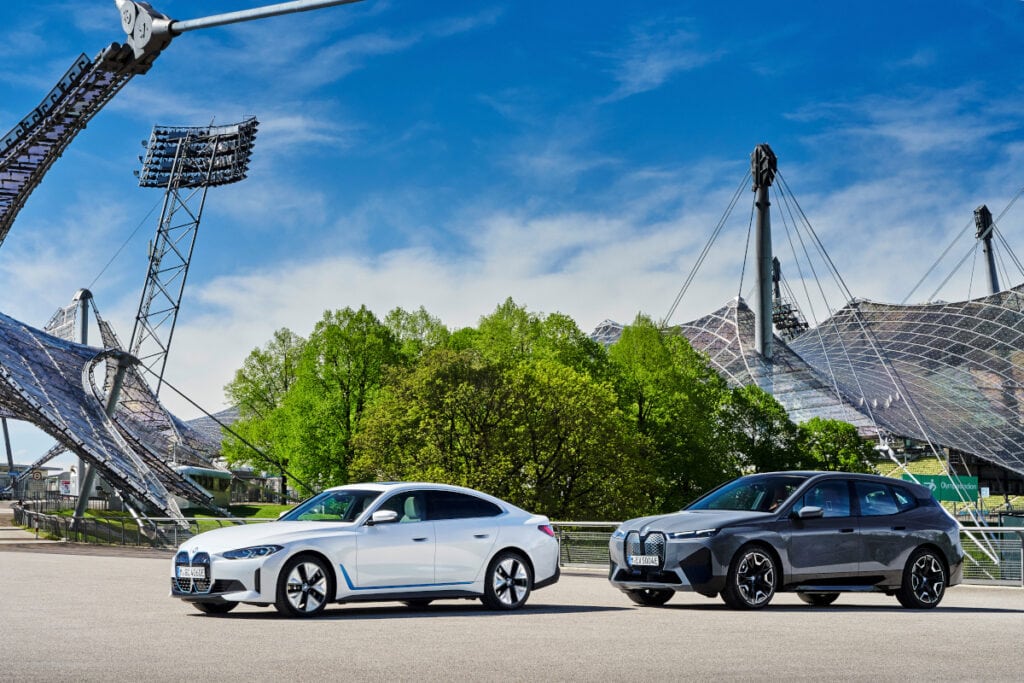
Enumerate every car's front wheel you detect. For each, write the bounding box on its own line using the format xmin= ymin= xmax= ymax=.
xmin=481 ymin=550 xmax=532 ymax=610
xmin=895 ymin=548 xmax=947 ymax=609
xmin=722 ymin=545 xmax=777 ymax=610
xmin=625 ymin=588 xmax=674 ymax=607
xmin=192 ymin=601 xmax=238 ymax=615
xmin=275 ymin=554 xmax=334 ymax=618
xmin=797 ymin=592 xmax=839 ymax=607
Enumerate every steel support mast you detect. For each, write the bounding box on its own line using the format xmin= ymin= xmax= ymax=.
xmin=751 ymin=144 xmax=778 ymax=360
xmin=974 ymin=205 xmax=1000 ymax=295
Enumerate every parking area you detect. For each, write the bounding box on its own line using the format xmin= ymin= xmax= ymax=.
xmin=1 ymin=544 xmax=1022 ymax=681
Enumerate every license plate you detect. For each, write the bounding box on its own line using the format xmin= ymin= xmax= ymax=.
xmin=177 ymin=566 xmax=206 ymax=579
xmin=629 ymin=554 xmax=659 ymax=567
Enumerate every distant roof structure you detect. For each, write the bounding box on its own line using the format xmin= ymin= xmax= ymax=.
xmin=593 ymin=286 xmax=1024 ymax=477
xmin=790 ymin=284 xmax=1024 ymax=474
xmin=0 ymin=310 xmax=198 ymax=518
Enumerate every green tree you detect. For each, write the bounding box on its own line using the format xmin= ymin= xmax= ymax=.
xmin=352 ymin=349 xmax=643 ymax=519
xmin=276 ymin=306 xmax=400 ymax=492
xmin=221 ymin=328 xmax=305 ymax=483
xmin=798 ymin=417 xmax=874 ymax=472
xmin=608 ymin=315 xmax=734 ymax=511
xmin=384 ymin=306 xmax=449 ymax=363
xmin=721 ymin=384 xmax=805 ymax=473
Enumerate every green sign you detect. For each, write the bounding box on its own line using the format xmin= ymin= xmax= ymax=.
xmin=902 ymin=474 xmax=978 ymax=502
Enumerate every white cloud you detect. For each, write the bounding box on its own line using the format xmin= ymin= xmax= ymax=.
xmin=600 ymin=20 xmax=721 ymax=103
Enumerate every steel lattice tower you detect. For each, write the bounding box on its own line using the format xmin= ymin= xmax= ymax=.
xmin=129 ymin=118 xmax=258 ymax=395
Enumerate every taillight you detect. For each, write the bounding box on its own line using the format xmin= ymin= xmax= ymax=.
xmin=538 ymin=524 xmax=555 ymax=537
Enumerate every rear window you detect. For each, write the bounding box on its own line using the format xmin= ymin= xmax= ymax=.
xmin=855 ymin=481 xmax=918 ymax=516
xmin=427 ymin=490 xmax=503 ymax=520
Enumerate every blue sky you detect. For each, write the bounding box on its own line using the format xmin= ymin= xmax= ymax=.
xmin=2 ymin=0 xmax=1024 ymax=464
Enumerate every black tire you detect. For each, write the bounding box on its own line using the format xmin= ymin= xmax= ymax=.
xmin=796 ymin=592 xmax=839 ymax=607
xmin=481 ymin=550 xmax=532 ymax=611
xmin=625 ymin=588 xmax=674 ymax=607
xmin=274 ymin=554 xmax=334 ymax=618
xmin=402 ymin=599 xmax=433 ymax=610
xmin=192 ymin=601 xmax=238 ymax=615
xmin=721 ymin=545 xmax=777 ymax=610
xmin=895 ymin=548 xmax=947 ymax=609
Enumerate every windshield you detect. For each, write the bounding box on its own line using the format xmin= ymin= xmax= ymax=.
xmin=686 ymin=475 xmax=808 ymax=512
xmin=279 ymin=489 xmax=381 ymax=522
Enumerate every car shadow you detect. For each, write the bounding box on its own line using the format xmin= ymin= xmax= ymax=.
xmin=189 ymin=602 xmax=630 ymax=620
xmin=657 ymin=603 xmax=1024 ymax=614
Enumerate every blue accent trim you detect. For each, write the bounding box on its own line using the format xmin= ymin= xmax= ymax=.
xmin=338 ymin=564 xmax=474 ymax=591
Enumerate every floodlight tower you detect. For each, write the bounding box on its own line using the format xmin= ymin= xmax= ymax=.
xmin=128 ymin=118 xmax=258 ymax=395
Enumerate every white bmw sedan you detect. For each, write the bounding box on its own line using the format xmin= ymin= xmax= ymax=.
xmin=171 ymin=482 xmax=560 ymax=617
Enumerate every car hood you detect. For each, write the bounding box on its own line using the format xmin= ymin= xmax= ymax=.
xmin=178 ymin=521 xmax=358 ymax=554
xmin=620 ymin=509 xmax=769 ymax=533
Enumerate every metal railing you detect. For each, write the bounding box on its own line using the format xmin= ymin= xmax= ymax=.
xmin=12 ymin=506 xmax=269 ymax=549
xmin=959 ymin=526 xmax=1024 ymax=586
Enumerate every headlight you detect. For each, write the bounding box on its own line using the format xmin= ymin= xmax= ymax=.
xmin=611 ymin=527 xmax=627 ymax=539
xmin=221 ymin=544 xmax=283 ymax=560
xmin=668 ymin=529 xmax=717 ymax=539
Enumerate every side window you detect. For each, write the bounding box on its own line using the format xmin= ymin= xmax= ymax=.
xmin=428 ymin=490 xmax=502 ymax=520
xmin=891 ymin=486 xmax=918 ymax=512
xmin=855 ymin=482 xmax=899 ymax=516
xmin=797 ymin=480 xmax=851 ymax=518
xmin=377 ymin=491 xmax=427 ymax=523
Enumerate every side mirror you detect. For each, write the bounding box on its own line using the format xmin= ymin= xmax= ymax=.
xmin=367 ymin=509 xmax=399 ymax=526
xmin=794 ymin=505 xmax=823 ymax=520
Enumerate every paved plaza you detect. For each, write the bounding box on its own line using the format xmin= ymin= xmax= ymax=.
xmin=0 ymin=532 xmax=1022 ymax=682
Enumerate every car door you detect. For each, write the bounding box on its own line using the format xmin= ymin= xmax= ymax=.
xmin=783 ymin=479 xmax=860 ymax=582
xmin=354 ymin=490 xmax=435 ymax=589
xmin=428 ymin=490 xmax=501 ymax=584
xmin=855 ymin=480 xmax=914 ymax=576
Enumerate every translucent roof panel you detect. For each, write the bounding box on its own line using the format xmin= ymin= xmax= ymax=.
xmin=790 ymin=284 xmax=1024 ymax=475
xmin=0 ymin=310 xmax=205 ymax=518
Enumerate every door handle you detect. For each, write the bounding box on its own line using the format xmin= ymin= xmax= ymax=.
xmin=412 ymin=537 xmax=429 ymax=542
xmin=839 ymin=528 xmax=855 ymax=533
xmin=891 ymin=526 xmax=906 ymax=531
xmin=474 ymin=534 xmax=490 ymax=539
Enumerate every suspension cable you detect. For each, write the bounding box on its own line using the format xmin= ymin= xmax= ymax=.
xmin=664 ymin=172 xmax=750 ymax=324
xmin=135 ymin=364 xmax=318 ymax=495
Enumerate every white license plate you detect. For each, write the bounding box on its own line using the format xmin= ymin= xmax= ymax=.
xmin=629 ymin=555 xmax=659 ymax=567
xmin=177 ymin=566 xmax=206 ymax=579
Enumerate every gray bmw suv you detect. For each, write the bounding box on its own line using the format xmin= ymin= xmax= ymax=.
xmin=609 ymin=471 xmax=964 ymax=609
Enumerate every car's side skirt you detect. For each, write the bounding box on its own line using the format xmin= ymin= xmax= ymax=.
xmin=338 ymin=589 xmax=481 ymax=604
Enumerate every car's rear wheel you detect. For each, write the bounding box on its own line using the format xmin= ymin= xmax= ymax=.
xmin=192 ymin=601 xmax=238 ymax=615
xmin=275 ymin=554 xmax=334 ymax=618
xmin=722 ymin=545 xmax=777 ymax=610
xmin=895 ymin=548 xmax=947 ymax=609
xmin=625 ymin=588 xmax=674 ymax=607
xmin=797 ymin=592 xmax=839 ymax=607
xmin=481 ymin=550 xmax=532 ymax=610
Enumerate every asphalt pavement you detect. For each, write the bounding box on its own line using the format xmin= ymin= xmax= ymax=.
xmin=0 ymin=542 xmax=1022 ymax=682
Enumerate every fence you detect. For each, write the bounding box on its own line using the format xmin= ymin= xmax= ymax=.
xmin=10 ymin=506 xmax=1024 ymax=587
xmin=12 ymin=506 xmax=268 ymax=549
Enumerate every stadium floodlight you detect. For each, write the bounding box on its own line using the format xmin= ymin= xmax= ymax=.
xmin=130 ymin=118 xmax=259 ymax=396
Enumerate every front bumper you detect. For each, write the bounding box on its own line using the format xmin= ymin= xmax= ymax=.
xmin=170 ymin=550 xmax=280 ymax=604
xmin=608 ymin=533 xmax=725 ymax=597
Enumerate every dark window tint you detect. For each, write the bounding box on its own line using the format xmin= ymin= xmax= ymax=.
xmin=891 ymin=486 xmax=918 ymax=512
xmin=855 ymin=481 xmax=899 ymax=516
xmin=796 ymin=480 xmax=851 ymax=518
xmin=427 ymin=490 xmax=502 ymax=520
